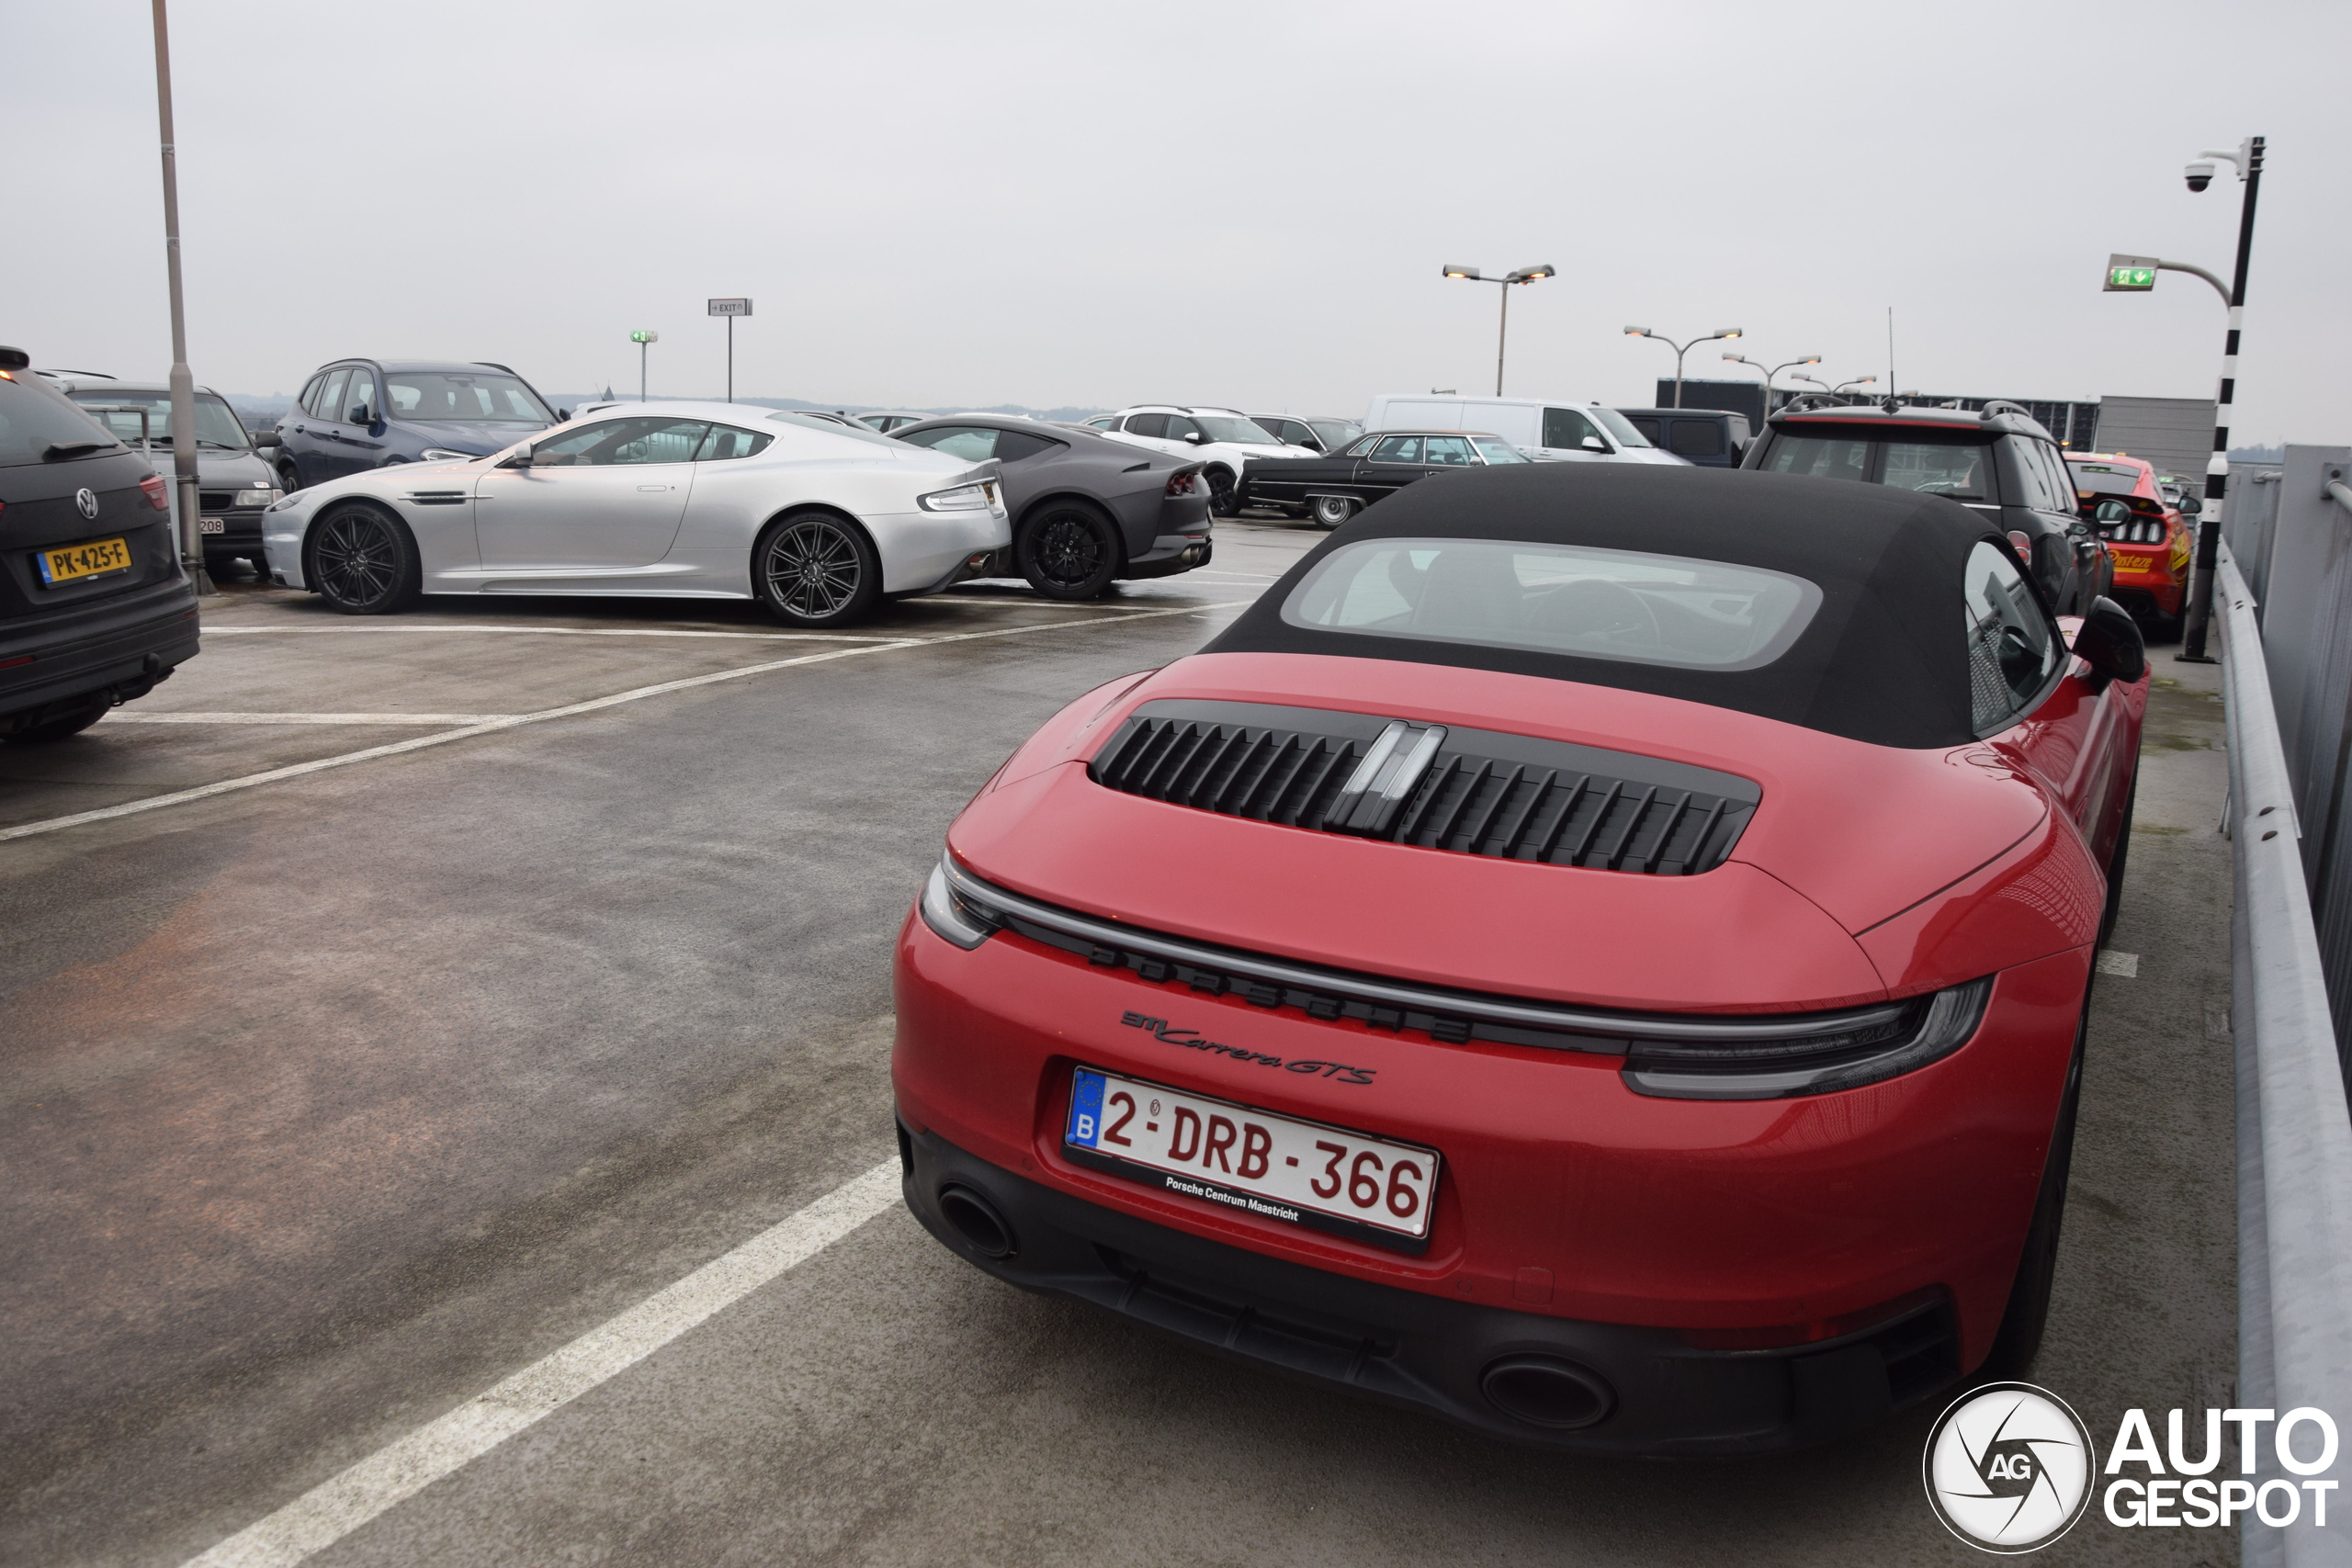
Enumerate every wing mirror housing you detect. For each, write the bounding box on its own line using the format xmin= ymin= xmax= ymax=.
xmin=2072 ymin=596 xmax=2147 ymax=687
xmin=251 ymin=430 xmax=282 ymax=449
xmin=1581 ymin=436 xmax=1609 ymax=453
xmin=498 ymin=448 xmax=538 ymax=469
xmin=1182 ymin=431 xmax=1204 ymax=444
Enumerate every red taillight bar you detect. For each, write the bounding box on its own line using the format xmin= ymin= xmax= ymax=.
xmin=139 ymin=474 xmax=170 ymax=512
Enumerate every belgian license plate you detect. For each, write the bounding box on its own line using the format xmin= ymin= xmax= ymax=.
xmin=1065 ymin=1066 xmax=1440 ymax=1248
xmin=198 ymin=516 xmax=225 ymax=535
xmin=37 ymin=536 xmax=131 ymax=586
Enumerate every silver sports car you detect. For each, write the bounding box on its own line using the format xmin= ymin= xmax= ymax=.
xmin=262 ymin=402 xmax=1009 ymax=627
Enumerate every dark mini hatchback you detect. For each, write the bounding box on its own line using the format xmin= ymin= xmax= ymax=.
xmin=0 ymin=348 xmax=198 ymax=741
xmin=1743 ymin=399 xmax=2109 ymax=615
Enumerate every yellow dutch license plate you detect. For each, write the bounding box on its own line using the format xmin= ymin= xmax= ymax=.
xmin=37 ymin=536 xmax=131 ymax=587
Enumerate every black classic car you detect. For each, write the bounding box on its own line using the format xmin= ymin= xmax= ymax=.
xmin=890 ymin=414 xmax=1213 ymax=598
xmin=1238 ymin=428 xmax=1531 ymax=527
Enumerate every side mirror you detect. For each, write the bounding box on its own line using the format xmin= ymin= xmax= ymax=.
xmin=2072 ymin=596 xmax=2147 ymax=686
xmin=252 ymin=430 xmax=282 ymax=449
xmin=1183 ymin=431 xmax=1204 ymax=444
xmin=498 ymin=448 xmax=537 ymax=469
xmin=2093 ymin=499 xmax=2132 ymax=524
xmin=1581 ymin=436 xmax=1609 ymax=453
xmin=349 ymin=406 xmax=374 ymax=426
xmin=2067 ymin=519 xmax=2093 ymax=538
xmin=556 ymin=408 xmax=571 ymax=421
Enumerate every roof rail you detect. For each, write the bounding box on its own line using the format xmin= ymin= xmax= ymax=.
xmin=1779 ymin=391 xmax=1848 ymax=415
xmin=1979 ymin=399 xmax=2033 ymax=423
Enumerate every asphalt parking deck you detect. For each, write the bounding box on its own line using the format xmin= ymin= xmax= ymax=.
xmin=0 ymin=523 xmax=2237 ymax=1567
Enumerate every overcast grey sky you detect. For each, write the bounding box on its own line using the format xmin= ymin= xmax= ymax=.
xmin=6 ymin=1 xmax=2346 ymax=440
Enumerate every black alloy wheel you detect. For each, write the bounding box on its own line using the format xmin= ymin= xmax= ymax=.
xmin=310 ymin=504 xmax=421 ymax=615
xmin=1017 ymin=502 xmax=1122 ymax=601
xmin=755 ymin=511 xmax=881 ymax=627
xmin=1205 ymin=468 xmax=1238 ymax=517
xmin=1310 ymin=494 xmax=1356 ymax=529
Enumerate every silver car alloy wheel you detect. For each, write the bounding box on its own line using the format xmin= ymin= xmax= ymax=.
xmin=1311 ymin=494 xmax=1355 ymax=529
xmin=763 ymin=516 xmax=863 ymax=620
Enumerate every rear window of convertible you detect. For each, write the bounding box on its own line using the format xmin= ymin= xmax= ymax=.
xmin=1280 ymin=537 xmax=1823 ymax=672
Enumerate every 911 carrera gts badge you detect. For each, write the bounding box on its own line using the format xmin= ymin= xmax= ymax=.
xmin=1120 ymin=1010 xmax=1375 ymax=1084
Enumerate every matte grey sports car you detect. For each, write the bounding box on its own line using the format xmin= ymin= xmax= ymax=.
xmin=890 ymin=415 xmax=1213 ymax=599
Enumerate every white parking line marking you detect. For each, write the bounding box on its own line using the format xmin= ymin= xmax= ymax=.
xmin=0 ymin=600 xmax=1252 ymax=845
xmin=2097 ymin=950 xmax=2141 ymax=977
xmin=177 ymin=1161 xmax=903 ymax=1568
xmin=105 ymin=713 xmax=518 ymax=726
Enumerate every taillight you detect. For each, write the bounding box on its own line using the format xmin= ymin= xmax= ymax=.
xmin=1165 ymin=470 xmax=1196 ymax=497
xmin=2006 ymin=529 xmax=2033 ymax=560
xmin=140 ymin=474 xmax=170 ymax=512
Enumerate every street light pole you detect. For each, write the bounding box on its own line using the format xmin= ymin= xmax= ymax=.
xmin=1624 ymin=327 xmax=1743 ymax=408
xmin=2176 ymin=136 xmax=2264 ymax=663
xmin=1442 ymin=265 xmax=1555 ymax=396
xmin=149 ymin=0 xmax=209 ymax=595
xmin=1723 ymin=352 xmax=1819 ymax=423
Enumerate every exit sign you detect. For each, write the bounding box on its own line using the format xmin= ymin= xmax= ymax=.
xmin=2104 ymin=254 xmax=2158 ymax=292
xmin=707 ymin=298 xmax=752 ymax=317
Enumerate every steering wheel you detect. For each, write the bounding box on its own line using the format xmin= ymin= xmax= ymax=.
xmin=1548 ymin=578 xmax=1661 ymax=646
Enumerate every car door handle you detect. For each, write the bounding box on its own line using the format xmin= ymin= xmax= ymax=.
xmin=636 ymin=484 xmax=670 ymax=491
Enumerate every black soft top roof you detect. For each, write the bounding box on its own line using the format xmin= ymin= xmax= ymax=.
xmin=1204 ymin=462 xmax=2007 ymax=750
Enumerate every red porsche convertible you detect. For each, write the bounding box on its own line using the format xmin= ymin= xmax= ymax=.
xmin=892 ymin=462 xmax=2147 ymax=1454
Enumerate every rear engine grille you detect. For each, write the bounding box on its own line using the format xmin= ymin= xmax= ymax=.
xmin=2097 ymin=518 xmax=2168 ymax=545
xmin=1091 ymin=698 xmax=1758 ymax=875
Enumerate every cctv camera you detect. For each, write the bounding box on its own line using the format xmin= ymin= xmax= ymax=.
xmin=2185 ymin=161 xmax=2215 ymax=193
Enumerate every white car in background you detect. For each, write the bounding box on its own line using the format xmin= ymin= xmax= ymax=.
xmin=1091 ymin=405 xmax=1316 ymax=515
xmin=1361 ymin=393 xmax=1685 ymax=465
xmin=262 ymin=402 xmax=1007 ymax=627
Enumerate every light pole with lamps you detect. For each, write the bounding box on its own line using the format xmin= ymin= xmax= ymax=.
xmin=148 ymin=0 xmax=210 ymax=595
xmin=629 ymin=330 xmax=658 ymax=401
xmin=1442 ymin=265 xmax=1555 ymax=396
xmin=1832 ymin=376 xmax=1877 ymax=397
xmin=2102 ymin=134 xmax=2264 ymax=661
xmin=1723 ymin=352 xmax=1819 ymax=423
xmin=1623 ymin=326 xmax=1742 ymax=409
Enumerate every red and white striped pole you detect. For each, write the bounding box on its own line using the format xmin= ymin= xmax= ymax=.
xmin=2178 ymin=135 xmax=2265 ymax=663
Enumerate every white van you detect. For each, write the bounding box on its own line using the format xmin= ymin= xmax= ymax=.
xmin=1360 ymin=394 xmax=1683 ymax=466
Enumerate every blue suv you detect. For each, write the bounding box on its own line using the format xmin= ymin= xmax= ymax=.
xmin=272 ymin=359 xmax=563 ymax=490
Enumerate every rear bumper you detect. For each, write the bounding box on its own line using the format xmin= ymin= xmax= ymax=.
xmin=0 ymin=577 xmax=199 ymax=728
xmin=1124 ymin=534 xmax=1213 ymax=580
xmin=899 ymin=1122 xmax=1962 ymax=1455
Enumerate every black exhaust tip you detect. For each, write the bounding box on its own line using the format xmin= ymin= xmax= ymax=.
xmin=936 ymin=1183 xmax=1016 ymax=1259
xmin=1481 ymin=1355 xmax=1615 ymax=1430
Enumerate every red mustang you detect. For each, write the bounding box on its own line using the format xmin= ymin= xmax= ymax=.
xmin=2066 ymin=451 xmax=2193 ymax=634
xmin=892 ymin=463 xmax=2147 ymax=1454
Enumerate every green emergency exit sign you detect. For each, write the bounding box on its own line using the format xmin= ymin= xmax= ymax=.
xmin=2104 ymin=254 xmax=2159 ymax=291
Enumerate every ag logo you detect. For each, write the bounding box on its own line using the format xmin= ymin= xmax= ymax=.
xmin=1924 ymin=1382 xmax=2096 ymax=1552
xmin=74 ymin=488 xmax=99 ymax=519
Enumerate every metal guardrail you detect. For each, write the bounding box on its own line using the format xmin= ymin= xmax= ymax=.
xmin=2219 ymin=540 xmax=2352 ymax=1566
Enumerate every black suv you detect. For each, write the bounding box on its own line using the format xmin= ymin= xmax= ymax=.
xmin=1615 ymin=407 xmax=1751 ymax=468
xmin=1742 ymin=399 xmax=2109 ymax=615
xmin=0 ymin=347 xmax=198 ymax=741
